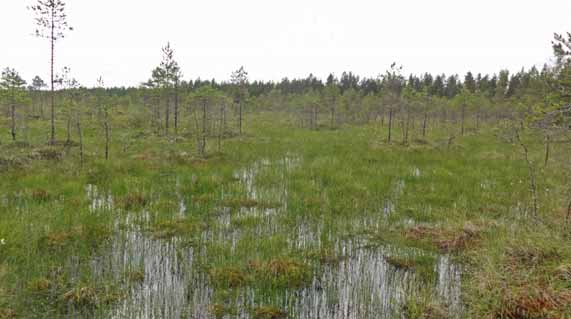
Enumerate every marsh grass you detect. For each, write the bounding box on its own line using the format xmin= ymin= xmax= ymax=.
xmin=0 ymin=112 xmax=570 ymax=317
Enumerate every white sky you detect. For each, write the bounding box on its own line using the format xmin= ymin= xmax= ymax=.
xmin=2 ymin=0 xmax=571 ymax=87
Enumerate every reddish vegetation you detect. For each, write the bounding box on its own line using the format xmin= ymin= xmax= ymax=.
xmin=404 ymin=223 xmax=481 ymax=252
xmin=118 ymin=193 xmax=148 ymax=210
xmin=504 ymin=246 xmax=561 ymax=269
xmin=0 ymin=308 xmax=16 ymax=319
xmin=555 ymin=264 xmax=571 ymax=281
xmin=209 ymin=266 xmax=249 ymax=288
xmin=29 ymin=188 xmax=51 ymax=202
xmin=497 ymin=287 xmax=571 ymax=319
xmin=253 ymin=306 xmax=287 ymax=319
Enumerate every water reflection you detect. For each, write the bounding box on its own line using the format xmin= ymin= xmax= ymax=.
xmin=87 ymin=155 xmax=462 ymax=318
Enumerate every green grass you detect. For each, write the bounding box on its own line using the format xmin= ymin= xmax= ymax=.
xmin=0 ymin=110 xmax=570 ymax=318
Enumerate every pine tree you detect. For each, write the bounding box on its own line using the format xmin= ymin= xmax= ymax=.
xmin=159 ymin=42 xmax=181 ymax=135
xmin=230 ymin=66 xmax=248 ymax=135
xmin=496 ymin=70 xmax=510 ymax=99
xmin=464 ymin=72 xmax=476 ymax=93
xmin=1 ymin=68 xmax=28 ymax=141
xmin=29 ymin=0 xmax=73 ymax=144
xmin=30 ymin=76 xmax=47 ymax=117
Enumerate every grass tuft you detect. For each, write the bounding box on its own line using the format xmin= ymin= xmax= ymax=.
xmin=252 ymin=306 xmax=287 ymax=319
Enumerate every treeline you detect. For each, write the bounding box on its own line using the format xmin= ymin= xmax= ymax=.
xmin=59 ymin=64 xmax=551 ymax=101
xmin=179 ymin=66 xmax=546 ymax=100
xmin=2 ymin=20 xmax=571 ymax=158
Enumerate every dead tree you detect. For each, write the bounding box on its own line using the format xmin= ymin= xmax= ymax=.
xmin=515 ymin=126 xmax=539 ymax=219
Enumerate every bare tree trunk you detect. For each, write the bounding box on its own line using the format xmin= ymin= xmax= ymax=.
xmin=66 ymin=115 xmax=71 ymax=144
xmin=50 ymin=16 xmax=55 ymax=145
xmin=400 ymin=111 xmax=406 ymax=143
xmin=461 ymin=103 xmax=465 ymax=136
xmin=404 ymin=112 xmax=410 ymax=145
xmin=155 ymin=93 xmax=162 ymax=134
xmin=222 ymin=103 xmax=227 ymax=134
xmin=388 ymin=108 xmax=393 ymax=143
xmin=218 ymin=104 xmax=223 ymax=152
xmin=104 ymin=108 xmax=110 ymax=161
xmin=330 ymin=105 xmax=335 ymax=128
xmin=516 ymin=128 xmax=538 ymax=219
xmin=174 ymin=80 xmax=179 ymax=136
xmin=77 ymin=118 xmax=83 ymax=168
xmin=191 ymin=105 xmax=201 ymax=155
xmin=165 ymin=91 xmax=170 ymax=135
xmin=313 ymin=105 xmax=318 ymax=130
xmin=10 ymin=90 xmax=16 ymax=142
xmin=40 ymin=91 xmax=45 ymax=119
xmin=447 ymin=135 xmax=455 ymax=149
xmin=238 ymin=100 xmax=242 ymax=135
xmin=310 ymin=105 xmax=315 ymax=130
xmin=11 ymin=105 xmax=16 ymax=141
xmin=202 ymin=100 xmax=207 ymax=157
xmin=422 ymin=111 xmax=428 ymax=137
xmin=544 ymin=134 xmax=550 ymax=167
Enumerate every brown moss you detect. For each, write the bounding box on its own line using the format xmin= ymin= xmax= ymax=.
xmin=554 ymin=264 xmax=571 ymax=281
xmin=190 ymin=158 xmax=209 ymax=166
xmin=404 ymin=223 xmax=481 ymax=253
xmin=305 ymin=248 xmax=346 ymax=264
xmin=0 ymin=308 xmax=16 ymax=319
xmin=99 ymin=290 xmax=126 ymax=305
xmin=150 ymin=219 xmax=204 ymax=239
xmin=62 ymin=286 xmax=99 ymax=307
xmin=266 ymin=259 xmax=298 ymax=274
xmin=133 ymin=153 xmax=154 ymax=161
xmin=192 ymin=194 xmax=214 ymax=205
xmin=497 ymin=286 xmax=571 ymax=319
xmin=36 ymin=147 xmax=63 ymax=160
xmin=419 ymin=305 xmax=448 ymax=319
xmin=118 ymin=193 xmax=149 ymax=210
xmin=209 ymin=267 xmax=249 ymax=288
xmin=27 ymin=278 xmax=52 ymax=292
xmin=221 ymin=198 xmax=260 ymax=209
xmin=253 ymin=306 xmax=287 ymax=319
xmin=504 ymin=246 xmax=560 ymax=269
xmin=259 ymin=258 xmax=312 ymax=288
xmin=29 ymin=188 xmax=51 ymax=202
xmin=247 ymin=260 xmax=263 ymax=272
xmin=221 ymin=196 xmax=280 ymax=210
xmin=0 ymin=265 xmax=7 ymax=296
xmin=61 ymin=286 xmax=124 ymax=308
xmin=412 ymin=138 xmax=431 ymax=145
xmin=210 ymin=258 xmax=311 ymax=289
xmin=40 ymin=225 xmax=111 ymax=250
xmin=385 ymin=256 xmax=417 ymax=270
xmin=0 ymin=156 xmax=29 ymax=170
xmin=43 ymin=226 xmax=84 ymax=248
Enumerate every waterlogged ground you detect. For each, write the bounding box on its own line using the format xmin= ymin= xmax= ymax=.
xmin=81 ymin=156 xmax=464 ymax=319
xmin=1 ymin=116 xmax=571 ymax=318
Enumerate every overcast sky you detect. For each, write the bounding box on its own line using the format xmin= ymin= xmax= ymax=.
xmin=2 ymin=0 xmax=571 ymax=87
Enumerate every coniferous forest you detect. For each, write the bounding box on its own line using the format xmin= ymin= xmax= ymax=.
xmin=1 ymin=1 xmax=571 ymax=318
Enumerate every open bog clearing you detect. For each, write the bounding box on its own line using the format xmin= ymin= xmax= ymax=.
xmin=2 ymin=1 xmax=571 ymax=317
xmin=1 ymin=113 xmax=570 ymax=318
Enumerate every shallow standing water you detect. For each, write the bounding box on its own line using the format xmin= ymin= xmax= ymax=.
xmin=87 ymin=157 xmax=463 ymax=318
